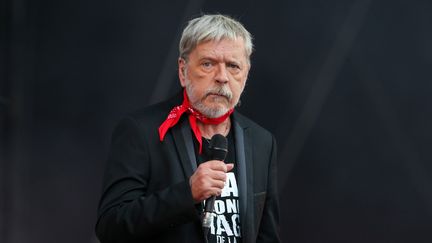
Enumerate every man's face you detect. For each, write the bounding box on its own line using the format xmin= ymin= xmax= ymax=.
xmin=178 ymin=38 xmax=250 ymax=118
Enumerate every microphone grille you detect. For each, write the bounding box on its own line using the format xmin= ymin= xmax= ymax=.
xmin=209 ymin=134 xmax=228 ymax=161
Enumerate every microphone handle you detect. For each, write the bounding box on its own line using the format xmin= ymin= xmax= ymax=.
xmin=202 ymin=196 xmax=215 ymax=228
xmin=202 ymin=151 xmax=226 ymax=228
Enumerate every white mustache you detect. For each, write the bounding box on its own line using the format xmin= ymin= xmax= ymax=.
xmin=204 ymin=86 xmax=233 ymax=100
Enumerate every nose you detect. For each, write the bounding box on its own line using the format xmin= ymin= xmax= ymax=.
xmin=215 ymin=64 xmax=229 ymax=84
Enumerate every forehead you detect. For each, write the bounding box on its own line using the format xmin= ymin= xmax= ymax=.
xmin=190 ymin=38 xmax=247 ymax=61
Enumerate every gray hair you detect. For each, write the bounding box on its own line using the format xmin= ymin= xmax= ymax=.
xmin=179 ymin=14 xmax=253 ymax=62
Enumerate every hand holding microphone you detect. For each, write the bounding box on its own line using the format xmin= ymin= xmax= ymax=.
xmin=188 ymin=134 xmax=232 ymax=228
xmin=189 ymin=161 xmax=233 ymax=202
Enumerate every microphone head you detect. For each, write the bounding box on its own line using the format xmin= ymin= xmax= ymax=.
xmin=209 ymin=134 xmax=228 ymax=161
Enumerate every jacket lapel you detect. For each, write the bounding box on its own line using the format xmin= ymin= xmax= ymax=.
xmin=172 ymin=117 xmax=197 ymax=178
xmin=233 ymin=113 xmax=254 ymax=243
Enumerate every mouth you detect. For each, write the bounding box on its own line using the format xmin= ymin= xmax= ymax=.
xmin=207 ymin=93 xmax=225 ymax=97
xmin=206 ymin=93 xmax=231 ymax=103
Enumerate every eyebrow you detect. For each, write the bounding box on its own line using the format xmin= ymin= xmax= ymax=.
xmin=198 ymin=55 xmax=243 ymax=65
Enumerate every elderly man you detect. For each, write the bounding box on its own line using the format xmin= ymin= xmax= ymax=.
xmin=96 ymin=14 xmax=280 ymax=243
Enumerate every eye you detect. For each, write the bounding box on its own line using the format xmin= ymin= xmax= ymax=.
xmin=227 ymin=63 xmax=240 ymax=69
xmin=201 ymin=61 xmax=213 ymax=69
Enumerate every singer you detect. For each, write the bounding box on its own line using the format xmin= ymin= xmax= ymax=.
xmin=96 ymin=14 xmax=280 ymax=243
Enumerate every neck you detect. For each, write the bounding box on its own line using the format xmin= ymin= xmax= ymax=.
xmin=197 ymin=118 xmax=231 ymax=139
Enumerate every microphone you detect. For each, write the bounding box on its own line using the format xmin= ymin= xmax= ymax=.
xmin=202 ymin=134 xmax=228 ymax=230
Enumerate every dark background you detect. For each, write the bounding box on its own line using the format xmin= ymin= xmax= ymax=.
xmin=1 ymin=0 xmax=432 ymax=242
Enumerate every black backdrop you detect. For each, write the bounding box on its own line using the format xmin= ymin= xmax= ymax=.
xmin=1 ymin=0 xmax=432 ymax=242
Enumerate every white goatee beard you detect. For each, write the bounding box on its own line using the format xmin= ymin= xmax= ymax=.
xmin=185 ymin=80 xmax=234 ymax=118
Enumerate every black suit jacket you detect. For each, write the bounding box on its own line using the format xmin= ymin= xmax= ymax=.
xmin=96 ymin=93 xmax=280 ymax=243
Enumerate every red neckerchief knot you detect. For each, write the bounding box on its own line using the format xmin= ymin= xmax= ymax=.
xmin=158 ymin=89 xmax=233 ymax=153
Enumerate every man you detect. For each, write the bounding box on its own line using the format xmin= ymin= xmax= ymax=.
xmin=96 ymin=14 xmax=280 ymax=243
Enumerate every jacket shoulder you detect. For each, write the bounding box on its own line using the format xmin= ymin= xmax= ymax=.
xmin=110 ymin=92 xmax=182 ymax=142
xmin=127 ymin=92 xmax=182 ymax=126
xmin=233 ymin=112 xmax=275 ymax=142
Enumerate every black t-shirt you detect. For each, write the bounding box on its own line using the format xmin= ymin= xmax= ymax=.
xmin=194 ymin=130 xmax=242 ymax=243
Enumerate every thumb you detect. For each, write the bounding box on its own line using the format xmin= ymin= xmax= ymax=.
xmin=226 ymin=163 xmax=234 ymax=172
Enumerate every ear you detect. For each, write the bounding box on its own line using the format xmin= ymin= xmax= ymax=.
xmin=243 ymin=63 xmax=251 ymax=85
xmin=178 ymin=58 xmax=187 ymax=87
xmin=246 ymin=61 xmax=251 ymax=73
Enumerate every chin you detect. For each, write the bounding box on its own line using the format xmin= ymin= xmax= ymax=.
xmin=197 ymin=104 xmax=230 ymax=118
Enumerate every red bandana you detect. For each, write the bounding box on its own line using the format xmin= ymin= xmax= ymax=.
xmin=159 ymin=89 xmax=234 ymax=153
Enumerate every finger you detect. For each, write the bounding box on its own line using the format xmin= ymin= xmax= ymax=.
xmin=200 ymin=160 xmax=223 ymax=169
xmin=195 ymin=162 xmax=219 ymax=175
xmin=226 ymin=163 xmax=234 ymax=172
xmin=200 ymin=187 xmax=222 ymax=200
xmin=210 ymin=180 xmax=225 ymax=190
xmin=203 ymin=178 xmax=225 ymax=190
xmin=214 ymin=188 xmax=223 ymax=196
xmin=204 ymin=160 xmax=227 ymax=172
xmin=192 ymin=174 xmax=225 ymax=190
xmin=208 ymin=187 xmax=223 ymax=197
xmin=210 ymin=171 xmax=227 ymax=181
